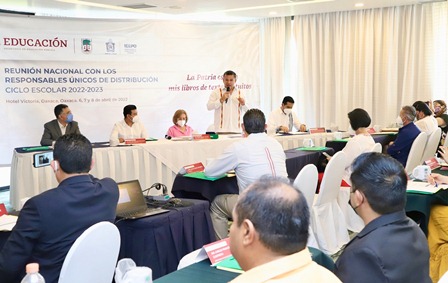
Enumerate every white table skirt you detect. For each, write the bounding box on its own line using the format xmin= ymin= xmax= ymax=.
xmin=9 ymin=133 xmax=333 ymax=210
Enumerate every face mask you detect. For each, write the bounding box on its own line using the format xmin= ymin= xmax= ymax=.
xmin=283 ymin=108 xmax=292 ymax=115
xmin=177 ymin=120 xmax=186 ymax=127
xmin=348 ymin=199 xmax=359 ymax=215
xmin=132 ymin=115 xmax=140 ymax=124
xmin=435 ymin=106 xmax=441 ymax=114
xmin=66 ymin=113 xmax=73 ymax=123
xmin=395 ymin=116 xmax=403 ymax=127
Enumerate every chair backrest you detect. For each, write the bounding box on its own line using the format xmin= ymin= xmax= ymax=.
xmin=371 ymin=143 xmax=382 ymax=153
xmin=58 ymin=221 xmax=121 ymax=283
xmin=316 ymin=151 xmax=347 ymax=205
xmin=293 ymin=164 xmax=318 ymax=208
xmin=421 ymin=128 xmax=442 ymax=163
xmin=439 ymin=270 xmax=448 ymax=283
xmin=405 ymin=132 xmax=428 ymax=173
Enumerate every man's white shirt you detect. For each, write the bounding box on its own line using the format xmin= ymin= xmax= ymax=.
xmin=204 ymin=132 xmax=287 ymax=192
xmin=207 ymin=87 xmax=248 ymax=133
xmin=267 ymin=108 xmax=302 ymax=134
xmin=109 ymin=119 xmax=148 ymax=146
xmin=415 ymin=116 xmax=438 ymax=135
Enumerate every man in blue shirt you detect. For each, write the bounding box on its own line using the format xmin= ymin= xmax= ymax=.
xmin=387 ymin=105 xmax=421 ymax=167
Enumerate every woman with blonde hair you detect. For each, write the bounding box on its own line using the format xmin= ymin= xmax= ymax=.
xmin=166 ymin=109 xmax=194 ymax=138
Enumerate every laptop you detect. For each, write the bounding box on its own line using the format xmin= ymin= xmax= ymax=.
xmin=116 ymin=180 xmax=170 ymax=220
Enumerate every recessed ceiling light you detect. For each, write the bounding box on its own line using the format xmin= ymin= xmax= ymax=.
xmin=355 ymin=3 xmax=364 ymax=7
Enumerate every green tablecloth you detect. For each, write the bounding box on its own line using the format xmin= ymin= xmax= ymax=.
xmin=154 ymin=247 xmax=334 ymax=283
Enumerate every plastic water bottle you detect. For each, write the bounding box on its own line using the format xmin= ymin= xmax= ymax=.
xmin=21 ymin=263 xmax=45 ymax=283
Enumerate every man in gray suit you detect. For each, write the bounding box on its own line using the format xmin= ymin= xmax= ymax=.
xmin=335 ymin=152 xmax=430 ymax=283
xmin=40 ymin=104 xmax=81 ymax=146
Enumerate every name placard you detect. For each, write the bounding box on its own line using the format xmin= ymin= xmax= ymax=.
xmin=183 ymin=162 xmax=205 ymax=174
xmin=425 ymin=157 xmax=441 ymax=170
xmin=124 ymin=138 xmax=146 ymax=144
xmin=309 ymin=127 xmax=326 ymax=134
xmin=203 ymin=238 xmax=232 ymax=265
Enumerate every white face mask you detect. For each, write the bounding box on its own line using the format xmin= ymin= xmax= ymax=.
xmin=395 ymin=116 xmax=403 ymax=127
xmin=283 ymin=108 xmax=292 ymax=115
xmin=132 ymin=115 xmax=140 ymax=124
xmin=177 ymin=120 xmax=186 ymax=127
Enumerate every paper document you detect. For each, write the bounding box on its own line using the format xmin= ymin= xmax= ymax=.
xmin=171 ymin=136 xmax=193 ymax=141
xmin=381 ymin=128 xmax=399 ymax=132
xmin=407 ymin=180 xmax=442 ymax=195
xmin=371 ymin=132 xmax=397 ymax=135
xmin=0 ymin=215 xmax=18 ymax=231
xmin=184 ymin=172 xmax=227 ymax=181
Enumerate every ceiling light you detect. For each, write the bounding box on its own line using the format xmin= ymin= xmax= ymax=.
xmin=355 ymin=3 xmax=364 ymax=7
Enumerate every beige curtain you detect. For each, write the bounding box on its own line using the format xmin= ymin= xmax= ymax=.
xmin=431 ymin=2 xmax=448 ymax=99
xmin=292 ymin=5 xmax=434 ymax=129
xmin=259 ymin=17 xmax=291 ymax=113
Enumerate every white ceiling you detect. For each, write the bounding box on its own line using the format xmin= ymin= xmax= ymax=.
xmin=0 ymin=0 xmax=444 ymax=21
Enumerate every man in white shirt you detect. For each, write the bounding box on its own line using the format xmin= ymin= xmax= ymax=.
xmin=206 ymin=70 xmax=248 ymax=133
xmin=204 ymin=109 xmax=287 ymax=239
xmin=109 ymin=104 xmax=148 ymax=146
xmin=229 ymin=177 xmax=341 ymax=283
xmin=413 ymin=101 xmax=438 ymax=135
xmin=267 ymin=96 xmax=306 ymax=134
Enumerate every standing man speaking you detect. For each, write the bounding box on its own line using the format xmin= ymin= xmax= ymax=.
xmin=207 ymin=70 xmax=248 ymax=133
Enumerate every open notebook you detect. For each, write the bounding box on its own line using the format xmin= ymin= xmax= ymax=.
xmin=116 ymin=180 xmax=169 ymax=219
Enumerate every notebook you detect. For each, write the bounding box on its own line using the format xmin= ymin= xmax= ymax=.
xmin=116 ymin=180 xmax=169 ymax=219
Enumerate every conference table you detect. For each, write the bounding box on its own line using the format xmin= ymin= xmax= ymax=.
xmin=9 ymin=132 xmax=335 ymax=210
xmin=172 ymin=147 xmax=334 ymax=201
xmin=0 ymin=199 xmax=213 ymax=280
xmin=116 ymin=198 xmax=215 ymax=280
xmin=154 ymin=247 xmax=335 ymax=283
xmin=405 ymin=168 xmax=448 ymax=236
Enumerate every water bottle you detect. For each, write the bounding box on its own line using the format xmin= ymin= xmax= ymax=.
xmin=21 ymin=263 xmax=45 ymax=283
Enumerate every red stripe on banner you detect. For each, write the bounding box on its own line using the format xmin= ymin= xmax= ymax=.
xmin=220 ymin=88 xmax=223 ymax=129
xmin=238 ymin=90 xmax=240 ymax=128
xmin=265 ymin=147 xmax=276 ymax=176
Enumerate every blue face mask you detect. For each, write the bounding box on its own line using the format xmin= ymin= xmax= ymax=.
xmin=66 ymin=113 xmax=73 ymax=123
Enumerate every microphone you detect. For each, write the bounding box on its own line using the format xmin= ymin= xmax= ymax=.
xmin=225 ymin=86 xmax=230 ymax=103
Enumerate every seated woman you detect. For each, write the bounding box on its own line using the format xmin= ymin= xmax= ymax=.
xmin=321 ymin=108 xmax=375 ymax=187
xmin=340 ymin=108 xmax=376 ymax=185
xmin=166 ymin=109 xmax=194 ymax=138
